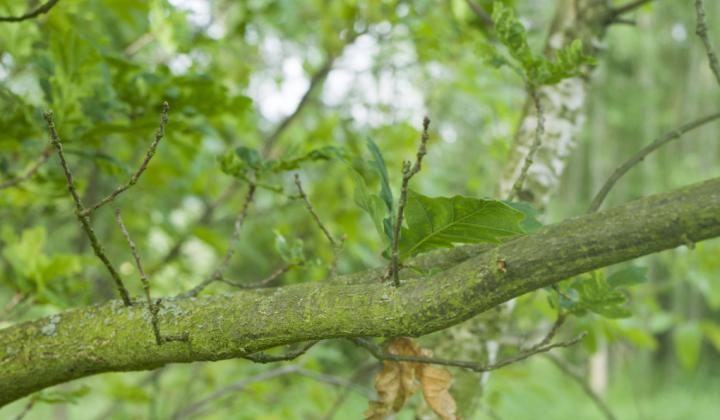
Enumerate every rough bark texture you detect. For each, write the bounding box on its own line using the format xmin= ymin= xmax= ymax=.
xmin=1 ymin=177 xmax=719 ymax=406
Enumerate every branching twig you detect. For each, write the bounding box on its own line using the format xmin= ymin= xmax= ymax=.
xmin=81 ymin=102 xmax=170 ymax=216
xmin=293 ymin=174 xmax=344 ymax=278
xmin=388 ymin=116 xmax=430 ymax=287
xmin=115 ymin=209 xmax=187 ymax=344
xmin=588 ymin=111 xmax=720 ymax=212
xmin=544 ymin=354 xmax=617 ymax=420
xmin=695 ymin=0 xmax=720 ymax=87
xmin=242 ymin=340 xmax=319 ymax=363
xmin=44 ymin=110 xmax=132 ymax=306
xmin=0 ymin=146 xmax=52 ymax=190
xmin=509 ymin=88 xmax=544 ymax=201
xmin=184 ymin=182 xmax=257 ymax=297
xmin=0 ymin=0 xmax=60 ymax=23
xmin=351 ymin=319 xmax=584 ymax=374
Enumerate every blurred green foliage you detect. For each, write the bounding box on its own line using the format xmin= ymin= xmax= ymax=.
xmin=0 ymin=0 xmax=719 ymax=418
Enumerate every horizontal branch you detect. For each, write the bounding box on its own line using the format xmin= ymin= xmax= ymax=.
xmin=1 ymin=177 xmax=720 ymax=405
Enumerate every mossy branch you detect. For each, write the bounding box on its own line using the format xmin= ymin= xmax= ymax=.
xmin=1 ymin=177 xmax=719 ymax=406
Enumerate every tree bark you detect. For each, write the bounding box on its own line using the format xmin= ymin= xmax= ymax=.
xmin=1 ymin=177 xmax=719 ymax=406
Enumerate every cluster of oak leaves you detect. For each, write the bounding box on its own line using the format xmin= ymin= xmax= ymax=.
xmin=366 ymin=338 xmax=457 ymax=419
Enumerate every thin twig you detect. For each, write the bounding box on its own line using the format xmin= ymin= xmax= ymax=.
xmin=170 ymin=365 xmax=369 ymax=420
xmin=695 ymin=0 xmax=720 ymax=87
xmin=388 ymin=116 xmax=430 ymax=287
xmin=588 ymin=111 xmax=720 ymax=212
xmin=218 ymin=264 xmax=294 ymax=289
xmin=81 ymin=102 xmax=170 ymax=216
xmin=352 ymin=326 xmax=584 ymax=374
xmin=44 ymin=110 xmax=132 ymax=306
xmin=0 ymin=0 xmax=60 ymax=23
xmin=509 ymin=88 xmax=544 ymax=201
xmin=13 ymin=397 xmax=36 ymax=420
xmin=261 ymin=29 xmax=365 ymax=156
xmin=465 ymin=0 xmax=494 ymax=28
xmin=294 ymin=174 xmax=344 ymax=278
xmin=607 ymin=0 xmax=654 ymax=20
xmin=115 ymin=209 xmax=187 ymax=344
xmin=544 ymin=354 xmax=618 ymax=420
xmin=184 ymin=182 xmax=257 ymax=297
xmin=0 ymin=146 xmax=52 ymax=190
xmin=242 ymin=340 xmax=319 ymax=363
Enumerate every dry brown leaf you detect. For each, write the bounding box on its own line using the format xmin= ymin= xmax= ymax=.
xmin=364 ymin=337 xmax=422 ymax=419
xmin=418 ymin=364 xmax=457 ymax=419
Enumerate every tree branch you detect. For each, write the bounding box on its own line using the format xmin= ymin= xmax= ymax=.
xmin=588 ymin=111 xmax=720 ymax=212
xmin=81 ymin=101 xmax=170 ymax=216
xmin=0 ymin=0 xmax=60 ymax=23
xmin=694 ymin=0 xmax=720 ymax=88
xmin=1 ymin=177 xmax=720 ymax=405
xmin=389 ymin=116 xmax=430 ymax=286
xmin=0 ymin=146 xmax=52 ymax=191
xmin=544 ymin=354 xmax=617 ymax=420
xmin=184 ymin=182 xmax=257 ymax=297
xmin=44 ymin=110 xmax=132 ymax=306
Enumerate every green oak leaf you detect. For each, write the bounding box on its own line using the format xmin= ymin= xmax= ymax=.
xmin=397 ymin=190 xmax=525 ymax=259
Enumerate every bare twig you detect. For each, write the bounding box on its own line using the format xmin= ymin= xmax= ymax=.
xmin=607 ymin=0 xmax=654 ymax=20
xmin=44 ymin=110 xmax=132 ymax=306
xmin=293 ymin=174 xmax=344 ymax=278
xmin=0 ymin=146 xmax=52 ymax=190
xmin=115 ymin=209 xmax=187 ymax=344
xmin=0 ymin=0 xmax=60 ymax=23
xmin=695 ymin=0 xmax=720 ymax=87
xmin=544 ymin=354 xmax=618 ymax=420
xmin=509 ymin=88 xmax=544 ymax=201
xmin=243 ymin=340 xmax=319 ymax=363
xmin=218 ymin=264 xmax=294 ymax=289
xmin=81 ymin=102 xmax=170 ymax=216
xmin=13 ymin=397 xmax=35 ymax=420
xmin=388 ymin=116 xmax=431 ymax=287
xmin=465 ymin=0 xmax=494 ymax=28
xmin=352 ymin=326 xmax=584 ymax=374
xmin=588 ymin=111 xmax=720 ymax=212
xmin=261 ymin=29 xmax=365 ymax=156
xmin=184 ymin=182 xmax=257 ymax=297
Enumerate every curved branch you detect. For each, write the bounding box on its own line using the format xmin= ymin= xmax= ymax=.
xmin=588 ymin=111 xmax=720 ymax=212
xmin=1 ymin=177 xmax=719 ymax=406
xmin=0 ymin=0 xmax=60 ymax=23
